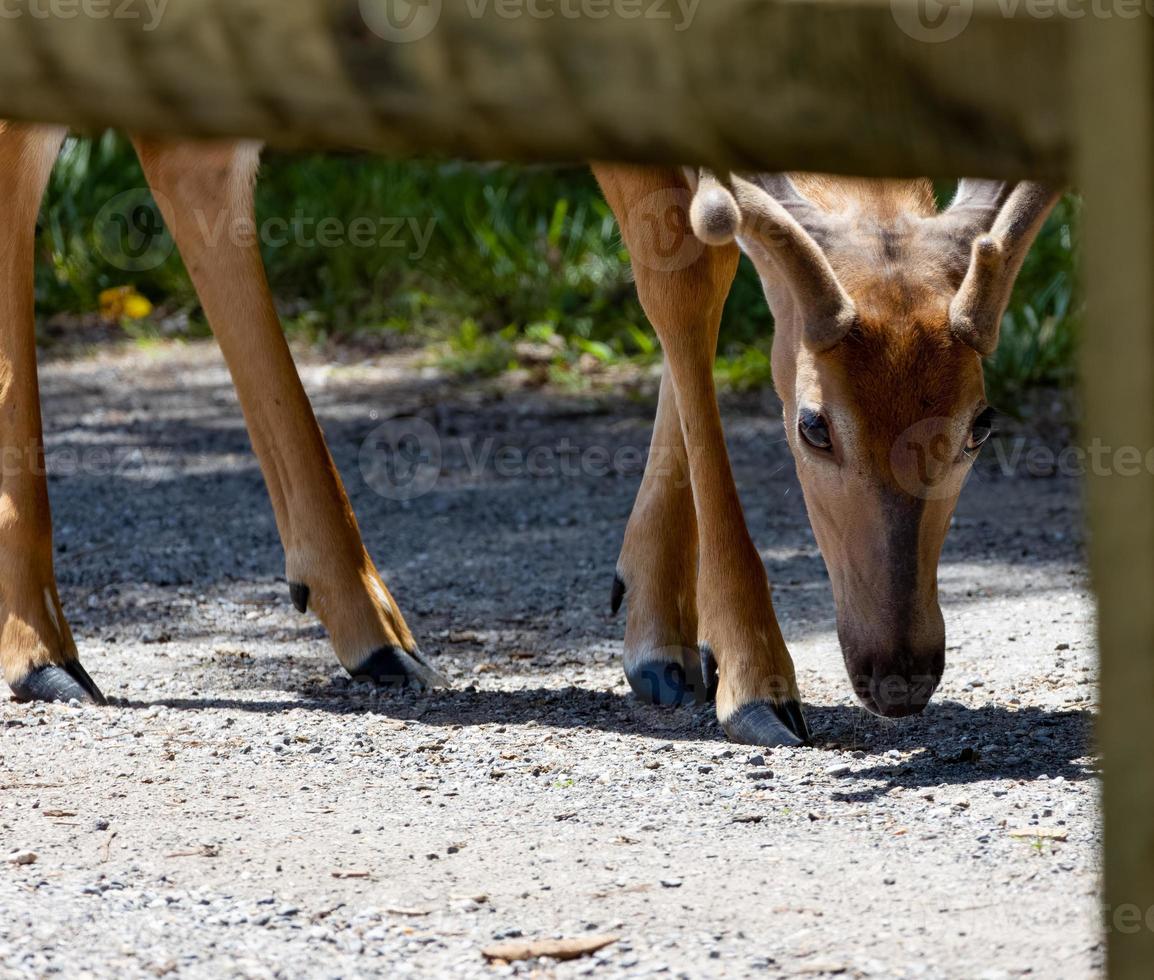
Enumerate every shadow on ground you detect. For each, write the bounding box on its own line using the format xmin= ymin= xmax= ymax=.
xmin=131 ymin=681 xmax=1095 ymax=791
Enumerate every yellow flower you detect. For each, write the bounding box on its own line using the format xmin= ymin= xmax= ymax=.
xmin=99 ymin=286 xmax=153 ymax=322
xmin=123 ymin=294 xmax=153 ymax=319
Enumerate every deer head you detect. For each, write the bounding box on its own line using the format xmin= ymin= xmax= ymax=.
xmin=690 ymin=170 xmax=1060 ymax=717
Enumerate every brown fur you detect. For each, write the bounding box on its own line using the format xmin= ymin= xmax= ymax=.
xmin=681 ymin=166 xmax=1051 ymax=718
xmin=790 ymin=175 xmax=938 ymax=220
xmin=593 ymin=164 xmax=798 ymax=720
xmin=0 ymin=122 xmax=74 ymax=687
xmin=751 ymin=173 xmax=1047 ymax=716
xmin=825 ymin=317 xmax=984 ymax=486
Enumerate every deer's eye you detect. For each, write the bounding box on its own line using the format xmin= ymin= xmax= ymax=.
xmin=966 ymin=407 xmax=996 ymax=452
xmin=798 ymin=408 xmax=833 ymax=451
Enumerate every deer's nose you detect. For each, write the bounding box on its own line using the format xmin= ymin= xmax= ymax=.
xmin=845 ymin=644 xmax=945 ymax=718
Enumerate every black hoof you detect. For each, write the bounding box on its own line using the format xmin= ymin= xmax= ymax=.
xmin=289 ymin=581 xmax=310 ymax=614
xmin=722 ymin=700 xmax=809 ymax=747
xmin=10 ymin=662 xmax=107 ymax=706
xmin=610 ymin=574 xmax=626 ymax=616
xmin=348 ymin=645 xmax=447 ymax=691
xmin=699 ymin=644 xmax=720 ymax=702
xmin=626 ymin=649 xmax=711 ymax=706
xmin=779 ymin=699 xmax=811 ymax=743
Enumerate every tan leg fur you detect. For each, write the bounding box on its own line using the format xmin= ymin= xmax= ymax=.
xmin=594 ymin=164 xmax=807 ymax=745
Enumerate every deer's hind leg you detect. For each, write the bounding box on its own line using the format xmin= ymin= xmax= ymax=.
xmin=132 ymin=137 xmax=443 ymax=689
xmin=0 ymin=122 xmax=105 ymax=704
xmin=611 ymin=363 xmax=706 ymax=705
xmin=595 ymin=164 xmax=807 ymax=746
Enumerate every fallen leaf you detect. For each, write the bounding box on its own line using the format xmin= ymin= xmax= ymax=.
xmin=481 ymin=935 xmax=617 ymax=963
xmin=591 ymin=883 xmax=650 ymax=899
xmin=797 ymin=961 xmax=847 ymax=975
xmin=165 ymin=844 xmax=221 ymax=858
xmin=311 ymin=903 xmax=346 ymax=922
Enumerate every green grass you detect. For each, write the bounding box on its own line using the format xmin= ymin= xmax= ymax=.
xmin=34 ymin=134 xmax=1080 ymax=398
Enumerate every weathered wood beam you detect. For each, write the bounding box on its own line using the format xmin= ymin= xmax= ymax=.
xmin=1073 ymin=16 xmax=1154 ymax=980
xmin=0 ymin=0 xmax=1069 ymax=177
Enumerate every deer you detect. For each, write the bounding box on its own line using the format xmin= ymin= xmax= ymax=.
xmin=0 ymin=119 xmax=1058 ymax=747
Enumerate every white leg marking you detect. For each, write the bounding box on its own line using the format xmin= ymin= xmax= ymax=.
xmin=43 ymin=588 xmax=61 ymax=637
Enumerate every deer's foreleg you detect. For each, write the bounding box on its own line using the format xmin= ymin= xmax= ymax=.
xmin=0 ymin=122 xmax=104 ymax=704
xmin=595 ymin=164 xmax=807 ymax=746
xmin=133 ymin=137 xmax=443 ymax=689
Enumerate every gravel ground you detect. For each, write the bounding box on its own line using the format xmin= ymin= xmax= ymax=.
xmin=1 ymin=343 xmax=1100 ymax=979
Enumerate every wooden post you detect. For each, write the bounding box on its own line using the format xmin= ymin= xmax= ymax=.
xmin=1072 ymin=16 xmax=1154 ymax=980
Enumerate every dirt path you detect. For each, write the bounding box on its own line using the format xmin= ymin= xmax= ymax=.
xmin=1 ymin=343 xmax=1100 ymax=978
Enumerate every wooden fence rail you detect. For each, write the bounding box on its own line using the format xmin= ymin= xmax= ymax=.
xmin=0 ymin=0 xmax=1070 ymax=177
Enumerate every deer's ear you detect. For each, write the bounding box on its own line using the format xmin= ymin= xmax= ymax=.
xmin=688 ymin=171 xmax=740 ymax=247
xmin=947 ymin=179 xmax=1013 ymax=226
xmin=724 ymin=174 xmax=857 ymax=353
xmin=949 ymin=182 xmax=1062 ymax=356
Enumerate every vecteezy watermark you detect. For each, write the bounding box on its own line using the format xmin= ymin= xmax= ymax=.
xmin=0 ymin=0 xmax=169 ymax=30
xmin=985 ymin=437 xmax=1154 ymax=480
xmin=359 ymin=0 xmax=442 ymax=42
xmin=93 ymin=188 xmax=437 ymax=273
xmin=621 ymin=185 xmax=705 ymax=274
xmin=891 ymin=0 xmax=1154 ymax=44
xmin=1 ymin=443 xmax=172 ymax=487
xmin=464 ymin=0 xmax=701 ymax=29
xmin=94 ymin=189 xmax=177 ymax=273
xmin=186 ymin=212 xmax=438 ymax=260
xmin=359 ymin=417 xmax=444 ymax=502
xmin=1103 ymin=903 xmax=1154 ymax=934
xmin=361 ymin=414 xmax=1154 ymax=504
xmin=890 ymin=0 xmax=974 ymax=43
xmin=359 ymin=0 xmax=700 ymax=43
xmin=890 ymin=416 xmax=973 ymax=501
xmin=358 ymin=420 xmax=657 ymax=500
xmin=891 ymin=416 xmax=1154 ymax=501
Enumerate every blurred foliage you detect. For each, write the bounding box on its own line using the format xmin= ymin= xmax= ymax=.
xmin=35 ymin=134 xmax=1079 ymax=397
